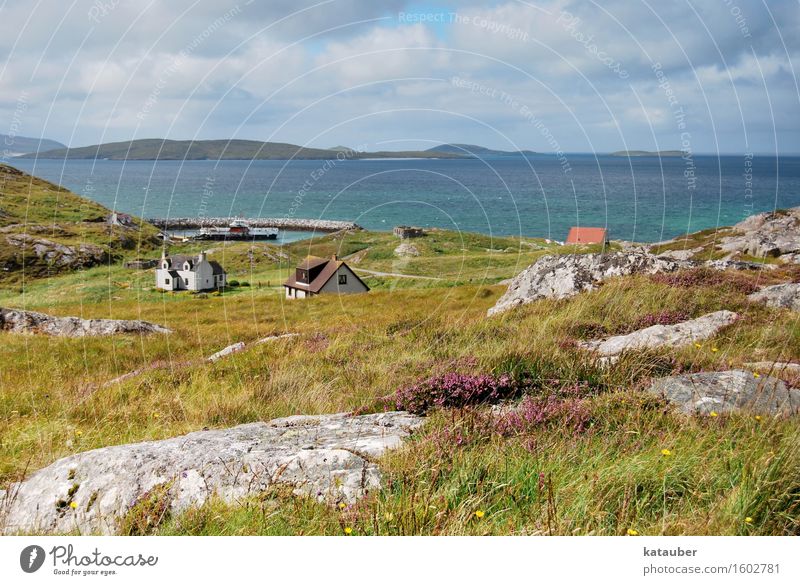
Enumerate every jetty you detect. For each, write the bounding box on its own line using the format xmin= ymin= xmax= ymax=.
xmin=147 ymin=217 xmax=361 ymax=233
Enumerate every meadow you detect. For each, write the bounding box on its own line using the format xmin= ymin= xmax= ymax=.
xmin=1 ymin=224 xmax=798 ymax=535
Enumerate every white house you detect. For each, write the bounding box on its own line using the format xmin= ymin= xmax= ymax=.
xmin=283 ymin=255 xmax=369 ymax=299
xmin=155 ymin=251 xmax=226 ymax=291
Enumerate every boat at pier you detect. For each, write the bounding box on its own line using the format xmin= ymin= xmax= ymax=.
xmin=193 ymin=219 xmax=279 ymax=241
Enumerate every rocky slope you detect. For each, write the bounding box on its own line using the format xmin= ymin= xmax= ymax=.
xmin=0 ymin=164 xmax=160 ymax=280
xmin=488 ymin=251 xmax=684 ymax=315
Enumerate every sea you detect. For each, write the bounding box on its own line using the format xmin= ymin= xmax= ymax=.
xmin=10 ymin=154 xmax=800 ymax=243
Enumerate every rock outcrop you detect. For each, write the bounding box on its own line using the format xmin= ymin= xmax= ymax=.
xmin=3 ymin=233 xmax=109 ymax=272
xmin=488 ymin=252 xmax=684 ymax=316
xmin=747 ymin=283 xmax=800 ymax=311
xmin=0 ymin=411 xmax=424 ymax=535
xmin=394 ymin=242 xmax=420 ymax=257
xmin=0 ymin=307 xmax=171 ymax=337
xmin=646 ymin=370 xmax=800 ymax=416
xmin=718 ymin=207 xmax=800 ymax=260
xmin=579 ymin=311 xmax=738 ymax=357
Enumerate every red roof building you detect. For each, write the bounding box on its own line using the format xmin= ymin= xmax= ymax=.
xmin=565 ymin=227 xmax=608 ymax=245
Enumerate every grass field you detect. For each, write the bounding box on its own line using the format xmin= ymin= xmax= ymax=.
xmin=1 ymin=223 xmax=798 ymax=535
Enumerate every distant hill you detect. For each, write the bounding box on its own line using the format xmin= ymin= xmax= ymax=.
xmin=611 ymin=150 xmax=686 ymax=157
xmin=427 ymin=143 xmax=538 ymax=157
xmin=21 ymin=139 xmax=466 ymax=161
xmin=2 ymin=134 xmax=66 ymax=155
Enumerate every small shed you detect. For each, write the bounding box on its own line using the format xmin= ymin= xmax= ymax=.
xmin=566 ymin=227 xmax=608 ymax=245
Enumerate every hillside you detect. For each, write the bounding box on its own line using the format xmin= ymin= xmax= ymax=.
xmin=0 ymin=134 xmax=65 ymax=155
xmin=1 ymin=212 xmax=798 ymax=535
xmin=20 ymin=139 xmax=467 ymax=161
xmin=0 ymin=164 xmax=160 ymax=281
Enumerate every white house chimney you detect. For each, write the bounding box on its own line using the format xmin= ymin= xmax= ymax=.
xmin=198 ymin=251 xmax=207 ymax=262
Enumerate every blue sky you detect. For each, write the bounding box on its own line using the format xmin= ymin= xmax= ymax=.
xmin=0 ymin=0 xmax=798 ymax=154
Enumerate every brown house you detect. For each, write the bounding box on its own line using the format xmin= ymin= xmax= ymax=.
xmin=565 ymin=227 xmax=608 ymax=245
xmin=283 ymin=255 xmax=369 ymax=299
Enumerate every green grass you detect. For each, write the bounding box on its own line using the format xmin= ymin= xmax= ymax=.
xmin=0 ymin=164 xmax=160 ymax=282
xmin=1 ymin=227 xmax=798 ymax=535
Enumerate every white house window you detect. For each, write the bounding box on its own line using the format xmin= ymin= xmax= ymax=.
xmin=162 ymin=262 xmax=169 ymax=269
xmin=338 ymin=274 xmax=347 ymax=285
xmin=183 ymin=278 xmax=189 ymax=286
xmin=165 ymin=278 xmax=171 ymax=285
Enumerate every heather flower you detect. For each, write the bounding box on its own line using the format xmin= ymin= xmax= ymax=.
xmin=393 ymin=372 xmax=520 ymax=414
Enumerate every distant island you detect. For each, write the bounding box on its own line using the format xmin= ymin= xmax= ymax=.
xmin=610 ymin=150 xmax=687 ymax=157
xmin=19 ymin=139 xmax=539 ymax=161
xmin=1 ymin=134 xmax=66 ymax=156
xmin=426 ymin=143 xmax=538 ymax=157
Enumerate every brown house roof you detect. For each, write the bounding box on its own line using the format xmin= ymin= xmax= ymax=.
xmin=566 ymin=227 xmax=607 ymax=245
xmin=284 ymin=256 xmax=369 ymax=294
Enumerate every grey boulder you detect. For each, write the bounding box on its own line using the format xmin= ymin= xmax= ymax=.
xmin=747 ymin=283 xmax=800 ymax=311
xmin=579 ymin=311 xmax=738 ymax=357
xmin=0 ymin=307 xmax=171 ymax=337
xmin=646 ymin=370 xmax=800 ymax=416
xmin=0 ymin=411 xmax=424 ymax=535
xmin=488 ymin=251 xmax=683 ymax=316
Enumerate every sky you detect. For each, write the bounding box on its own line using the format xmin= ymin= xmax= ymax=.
xmin=1 ymin=0 xmax=798 ymax=154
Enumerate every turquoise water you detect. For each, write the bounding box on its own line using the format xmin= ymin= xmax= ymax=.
xmin=10 ymin=155 xmax=800 ymax=242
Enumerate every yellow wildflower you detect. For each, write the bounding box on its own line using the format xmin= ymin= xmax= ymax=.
xmin=711 ymin=347 xmax=719 ymax=353
xmin=75 ymin=430 xmax=83 ymax=437
xmin=344 ymin=527 xmax=353 ymax=535
xmin=384 ymin=512 xmax=394 ymax=521
xmin=661 ymin=448 xmax=672 ymax=457
xmin=709 ymin=411 xmax=718 ymax=417
xmin=338 ymin=502 xmax=346 ymax=510
xmin=755 ymin=415 xmax=762 ymax=421
xmin=475 ymin=510 xmax=485 ymax=519
xmin=694 ymin=343 xmax=702 ymax=349
xmin=69 ymin=501 xmax=77 ymax=509
xmin=745 ymin=517 xmax=753 ymax=524
xmin=753 ymin=372 xmax=760 ymax=378
xmin=627 ymin=528 xmax=639 ymax=536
